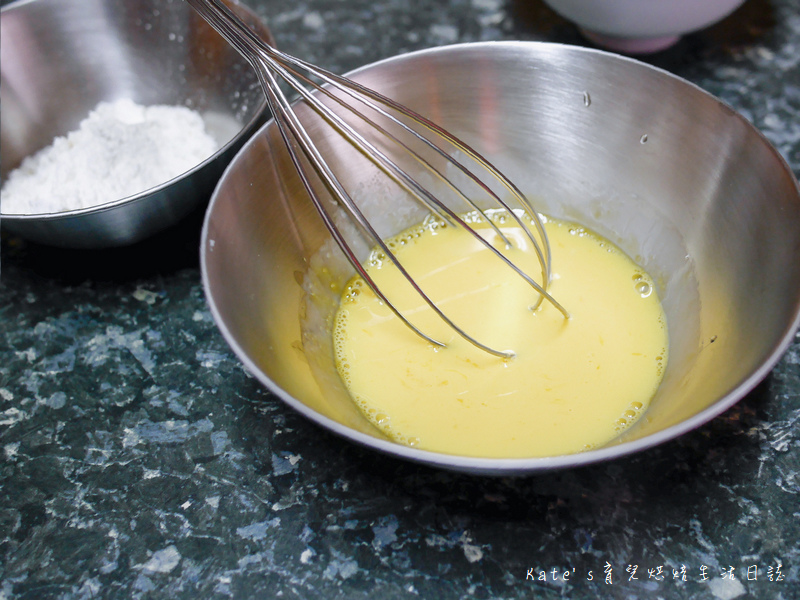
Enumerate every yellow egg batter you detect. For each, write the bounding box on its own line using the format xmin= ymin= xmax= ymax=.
xmin=332 ymin=212 xmax=667 ymax=458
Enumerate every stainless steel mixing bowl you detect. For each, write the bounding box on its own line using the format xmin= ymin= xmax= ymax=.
xmin=201 ymin=42 xmax=800 ymax=475
xmin=0 ymin=0 xmax=273 ymax=248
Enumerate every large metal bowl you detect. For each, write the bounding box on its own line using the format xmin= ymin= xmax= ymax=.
xmin=0 ymin=0 xmax=273 ymax=248
xmin=201 ymin=42 xmax=800 ymax=475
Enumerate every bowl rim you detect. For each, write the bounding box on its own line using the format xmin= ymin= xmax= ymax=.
xmin=201 ymin=40 xmax=800 ymax=475
xmin=0 ymin=0 xmax=274 ymax=221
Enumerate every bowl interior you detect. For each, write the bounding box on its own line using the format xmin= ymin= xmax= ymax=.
xmin=202 ymin=42 xmax=800 ymax=474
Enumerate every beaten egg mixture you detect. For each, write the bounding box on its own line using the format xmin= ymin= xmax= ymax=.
xmin=332 ymin=212 xmax=667 ymax=458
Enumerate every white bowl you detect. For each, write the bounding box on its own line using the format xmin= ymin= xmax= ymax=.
xmin=542 ymin=0 xmax=747 ymax=53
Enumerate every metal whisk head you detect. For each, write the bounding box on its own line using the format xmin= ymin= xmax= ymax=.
xmin=188 ymin=0 xmax=569 ymax=358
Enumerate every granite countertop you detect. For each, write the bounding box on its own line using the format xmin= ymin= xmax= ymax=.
xmin=2 ymin=0 xmax=799 ymax=598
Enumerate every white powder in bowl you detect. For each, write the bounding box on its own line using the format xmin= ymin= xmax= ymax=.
xmin=1 ymin=98 xmax=220 ymax=215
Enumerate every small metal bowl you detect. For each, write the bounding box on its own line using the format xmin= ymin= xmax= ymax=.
xmin=0 ymin=0 xmax=273 ymax=248
xmin=202 ymin=42 xmax=800 ymax=475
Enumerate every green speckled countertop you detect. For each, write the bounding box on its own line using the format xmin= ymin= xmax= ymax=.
xmin=2 ymin=0 xmax=799 ymax=598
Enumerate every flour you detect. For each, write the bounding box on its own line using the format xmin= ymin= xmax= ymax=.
xmin=1 ymin=98 xmax=219 ymax=215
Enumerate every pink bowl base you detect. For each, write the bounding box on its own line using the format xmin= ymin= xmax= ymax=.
xmin=579 ymin=28 xmax=682 ymax=54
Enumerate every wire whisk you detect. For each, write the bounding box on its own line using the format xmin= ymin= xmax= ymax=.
xmin=187 ymin=0 xmax=569 ymax=358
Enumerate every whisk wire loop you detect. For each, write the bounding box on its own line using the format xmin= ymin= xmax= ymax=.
xmin=188 ymin=0 xmax=569 ymax=358
xmin=263 ymin=64 xmax=525 ymax=358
